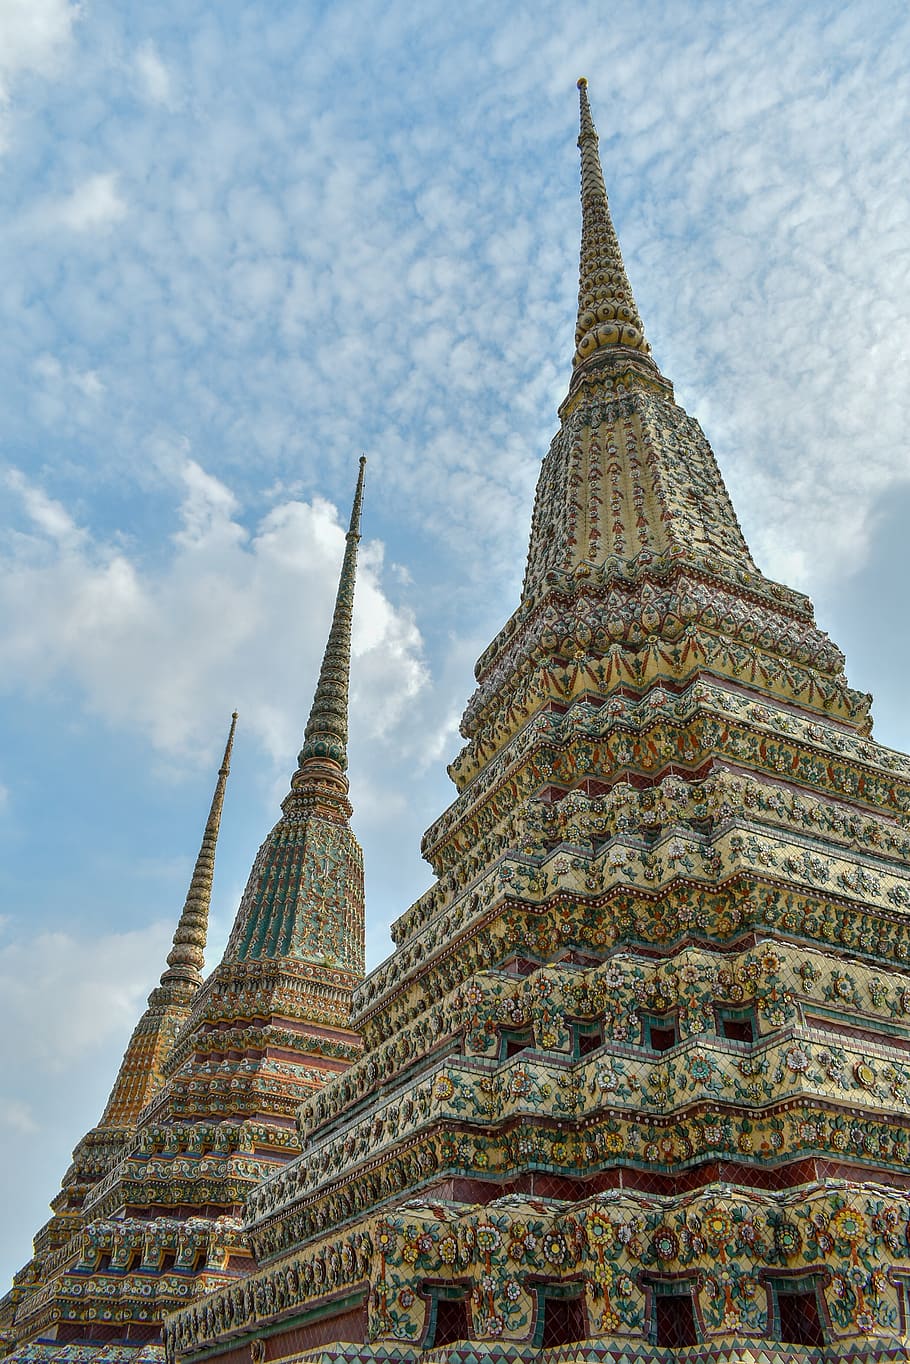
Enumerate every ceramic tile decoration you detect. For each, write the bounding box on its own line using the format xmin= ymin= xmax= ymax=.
xmin=6 ymin=83 xmax=910 ymax=1364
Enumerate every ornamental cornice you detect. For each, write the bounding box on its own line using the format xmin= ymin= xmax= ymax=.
xmin=355 ymin=863 xmax=910 ymax=1051
xmin=168 ymin=1180 xmax=910 ymax=1357
xmin=421 ymin=768 xmax=910 ymax=911
xmin=462 ymin=568 xmax=847 ymax=751
xmin=160 ymin=962 xmax=360 ymax=1077
xmin=242 ymin=1093 xmax=910 ymax=1268
xmin=478 ymin=516 xmax=815 ymax=693
xmin=338 ymin=935 xmax=910 ymax=1156
xmin=416 ymin=675 xmax=901 ymax=915
xmin=453 ymin=642 xmax=869 ymax=793
xmin=247 ymin=1024 xmax=910 ymax=1242
xmin=423 ymin=690 xmax=909 ymax=892
xmin=304 ymin=940 xmax=910 ymax=1144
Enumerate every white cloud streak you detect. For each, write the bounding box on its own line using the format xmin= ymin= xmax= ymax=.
xmin=0 ymin=461 xmax=428 ymax=764
xmin=0 ymin=921 xmax=171 ymax=1069
xmin=0 ymin=0 xmax=80 ymax=152
xmin=51 ymin=171 xmax=127 ymax=231
xmin=135 ymin=40 xmax=175 ymax=108
xmin=0 ymin=0 xmax=79 ymax=101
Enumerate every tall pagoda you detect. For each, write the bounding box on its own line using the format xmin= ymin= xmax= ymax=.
xmin=0 ymin=462 xmax=368 ymax=1362
xmin=163 ymin=82 xmax=910 ymax=1363
xmin=2 ymin=710 xmax=238 ymax=1326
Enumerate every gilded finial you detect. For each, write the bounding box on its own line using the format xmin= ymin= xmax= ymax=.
xmin=296 ymin=459 xmax=366 ymax=777
xmin=160 ymin=712 xmax=237 ymax=988
xmin=577 ymin=77 xmax=596 ymax=147
xmin=572 ymin=79 xmax=651 ymax=371
xmin=348 ymin=456 xmax=367 ymax=536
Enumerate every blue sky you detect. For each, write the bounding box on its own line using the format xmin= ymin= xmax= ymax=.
xmin=1 ymin=0 xmax=909 ymax=1290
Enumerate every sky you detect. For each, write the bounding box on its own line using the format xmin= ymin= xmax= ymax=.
xmin=1 ymin=0 xmax=909 ymax=1292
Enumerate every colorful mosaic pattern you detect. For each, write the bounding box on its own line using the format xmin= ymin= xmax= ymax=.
xmin=164 ymin=83 xmax=910 ymax=1364
xmin=168 ymin=1184 xmax=910 ymax=1355
xmin=11 ymin=80 xmax=910 ymax=1364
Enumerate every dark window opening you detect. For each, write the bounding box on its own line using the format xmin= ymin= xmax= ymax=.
xmin=642 ymin=1013 xmax=678 ymax=1051
xmin=535 ymin=1291 xmax=587 ymax=1348
xmin=124 ymin=1325 xmax=161 ymax=1344
xmin=500 ymin=1027 xmax=534 ymax=1060
xmin=502 ymin=957 xmax=538 ymax=977
xmin=556 ymin=948 xmax=603 ymax=969
xmin=718 ymin=1005 xmax=756 ymax=1043
xmin=159 ymin=1252 xmax=176 ymax=1273
xmin=571 ymin=1020 xmax=604 ymax=1058
xmin=650 ymin=1025 xmax=677 ymax=1051
xmin=804 ymin=1012 xmax=910 ymax=1051
xmin=775 ymin=1286 xmax=824 ymax=1346
xmin=95 ymin=1252 xmax=111 ymax=1273
xmin=651 ymin=1287 xmax=697 ymax=1347
xmin=428 ymin=1294 xmax=470 ymax=1347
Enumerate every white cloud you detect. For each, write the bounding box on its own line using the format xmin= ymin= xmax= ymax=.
xmin=0 ymin=461 xmax=429 ymax=765
xmin=52 ymin=171 xmax=126 ymax=232
xmin=175 ymin=457 xmax=242 ymax=544
xmin=6 ymin=467 xmax=84 ymax=547
xmin=33 ymin=352 xmax=104 ymax=398
xmin=135 ymin=40 xmax=174 ymax=107
xmin=0 ymin=920 xmax=172 ymax=1069
xmin=0 ymin=0 xmax=79 ymax=104
xmin=0 ymin=1098 xmax=38 ymax=1134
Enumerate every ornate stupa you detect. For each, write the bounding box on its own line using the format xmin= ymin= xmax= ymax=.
xmin=0 ymin=461 xmax=368 ymax=1361
xmin=2 ymin=710 xmax=238 ymax=1319
xmin=158 ymin=82 xmax=910 ymax=1364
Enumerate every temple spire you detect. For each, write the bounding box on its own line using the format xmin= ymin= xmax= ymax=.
xmin=573 ymin=77 xmax=651 ymax=370
xmin=160 ymin=711 xmax=237 ymax=988
xmin=88 ymin=714 xmax=238 ymax=1131
xmin=223 ymin=458 xmax=367 ymax=968
xmin=295 ymin=456 xmax=366 ymax=782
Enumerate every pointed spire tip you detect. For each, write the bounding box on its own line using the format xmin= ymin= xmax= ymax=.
xmin=577 ymin=76 xmax=587 ymax=88
xmin=220 ymin=711 xmax=238 ymax=773
xmin=160 ymin=714 xmax=235 ymax=989
xmin=348 ymin=454 xmax=367 ymax=537
xmin=571 ymin=79 xmax=652 ymax=370
xmin=296 ymin=458 xmax=366 ymax=777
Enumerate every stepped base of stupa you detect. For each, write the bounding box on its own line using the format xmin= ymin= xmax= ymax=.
xmin=164 ymin=1180 xmax=910 ymax=1363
